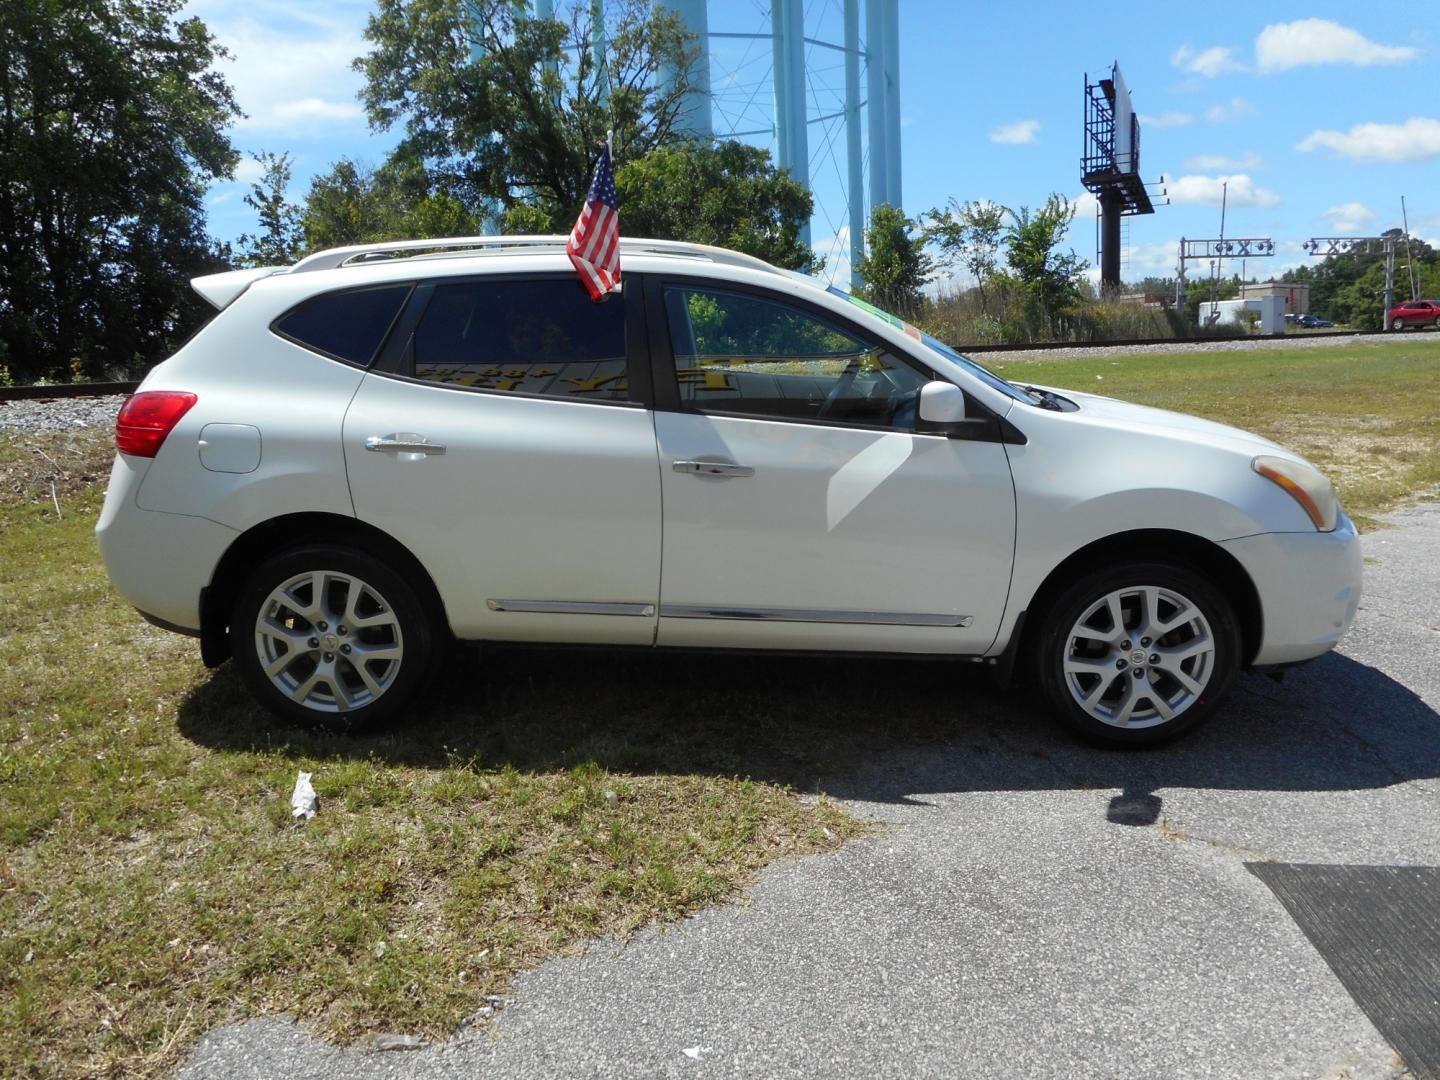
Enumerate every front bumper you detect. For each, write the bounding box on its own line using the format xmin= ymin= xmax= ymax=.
xmin=1220 ymin=512 xmax=1363 ymax=666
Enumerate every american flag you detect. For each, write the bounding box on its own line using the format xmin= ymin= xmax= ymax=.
xmin=567 ymin=141 xmax=621 ymax=301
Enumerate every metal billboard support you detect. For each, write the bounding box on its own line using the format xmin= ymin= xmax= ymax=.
xmin=1082 ymin=63 xmax=1157 ymax=293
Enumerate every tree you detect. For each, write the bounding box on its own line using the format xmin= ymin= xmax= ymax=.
xmin=925 ymin=199 xmax=1005 ymax=313
xmin=356 ymin=0 xmax=696 ymax=227
xmin=0 ymin=0 xmax=239 ymax=381
xmin=614 ymin=140 xmax=816 ymax=271
xmin=1002 ymin=195 xmax=1086 ymax=325
xmin=302 ymin=158 xmax=481 ymax=251
xmin=853 ymin=204 xmax=932 ymax=318
xmin=236 ymin=153 xmax=304 ymax=267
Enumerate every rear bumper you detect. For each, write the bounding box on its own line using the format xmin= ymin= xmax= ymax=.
xmin=96 ymin=454 xmax=237 ymax=632
xmin=1220 ymin=513 xmax=1363 ymax=666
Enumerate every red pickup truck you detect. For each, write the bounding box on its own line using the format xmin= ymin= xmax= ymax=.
xmin=1388 ymin=299 xmax=1440 ymax=330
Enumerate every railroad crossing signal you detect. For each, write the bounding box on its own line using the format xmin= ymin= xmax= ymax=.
xmin=1303 ymin=237 xmax=1399 ymax=329
xmin=1174 ymin=236 xmax=1275 ymax=310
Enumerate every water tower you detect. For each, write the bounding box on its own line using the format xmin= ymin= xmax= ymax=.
xmin=655 ymin=0 xmax=903 ymax=287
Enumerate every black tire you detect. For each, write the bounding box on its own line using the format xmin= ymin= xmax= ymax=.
xmin=231 ymin=544 xmax=438 ymax=731
xmin=1033 ymin=561 xmax=1241 ymax=748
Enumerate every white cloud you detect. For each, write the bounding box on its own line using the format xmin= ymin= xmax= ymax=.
xmin=1322 ymin=202 xmax=1377 ymax=233
xmin=269 ymin=98 xmax=365 ymax=124
xmin=1125 ymin=242 xmax=1184 ymax=277
xmin=1138 ymin=111 xmax=1193 ymax=129
xmin=184 ymin=2 xmax=373 ymax=133
xmin=1168 ymin=174 xmax=1280 ymax=208
xmin=231 ymin=156 xmax=268 ymax=184
xmin=1255 ymin=19 xmax=1420 ymax=73
xmin=1296 ymin=117 xmax=1440 ymax=163
xmin=1072 ymin=191 xmax=1099 ymax=219
xmin=1171 ymin=45 xmax=1244 ymax=77
xmin=1205 ymin=98 xmax=1256 ymax=123
xmin=989 ymin=119 xmax=1040 ymax=145
xmin=1183 ymin=151 xmax=1264 ymax=171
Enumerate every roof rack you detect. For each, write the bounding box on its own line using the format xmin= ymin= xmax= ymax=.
xmin=288 ymin=235 xmax=783 ymax=276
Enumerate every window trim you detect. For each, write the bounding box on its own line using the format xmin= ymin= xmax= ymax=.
xmin=269 ymin=282 xmax=416 ymax=369
xmin=367 ymin=271 xmax=651 ymax=408
xmin=644 ymin=275 xmax=1008 ymax=441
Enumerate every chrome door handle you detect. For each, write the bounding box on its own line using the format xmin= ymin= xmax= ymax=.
xmin=364 ymin=434 xmax=447 ymax=455
xmin=672 ymin=459 xmax=754 ymax=478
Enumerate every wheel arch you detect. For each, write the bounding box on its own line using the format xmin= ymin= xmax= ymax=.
xmin=199 ymin=512 xmax=451 ymax=668
xmin=1010 ymin=528 xmax=1263 ymax=677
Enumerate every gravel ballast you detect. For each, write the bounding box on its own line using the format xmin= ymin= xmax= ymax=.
xmin=0 ymin=394 xmax=126 ymax=434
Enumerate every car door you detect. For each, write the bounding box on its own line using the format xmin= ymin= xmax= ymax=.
xmin=343 ymin=273 xmax=661 ymax=645
xmin=645 ymin=277 xmax=1017 ymax=655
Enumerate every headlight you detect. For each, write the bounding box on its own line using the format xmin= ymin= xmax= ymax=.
xmin=1252 ymin=455 xmax=1338 ymax=531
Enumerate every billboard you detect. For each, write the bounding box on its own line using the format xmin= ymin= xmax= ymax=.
xmin=1110 ymin=64 xmax=1137 ymax=175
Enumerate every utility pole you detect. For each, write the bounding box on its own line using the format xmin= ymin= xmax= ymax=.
xmin=1401 ymin=197 xmax=1419 ymax=302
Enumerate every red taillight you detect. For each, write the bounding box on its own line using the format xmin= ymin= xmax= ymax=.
xmin=115 ymin=391 xmax=198 ymax=458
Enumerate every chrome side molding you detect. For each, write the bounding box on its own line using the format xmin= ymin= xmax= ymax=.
xmin=486 ymin=599 xmax=656 ymax=617
xmin=659 ymin=604 xmax=973 ymax=627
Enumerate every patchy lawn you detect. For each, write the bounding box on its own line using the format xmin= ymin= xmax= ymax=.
xmin=0 ymin=430 xmax=863 ymax=1079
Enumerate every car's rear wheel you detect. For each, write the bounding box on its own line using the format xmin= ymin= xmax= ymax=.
xmin=1034 ymin=562 xmax=1240 ymax=747
xmin=231 ymin=545 xmax=437 ymax=730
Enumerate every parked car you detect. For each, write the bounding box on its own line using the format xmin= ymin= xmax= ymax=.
xmin=1297 ymin=313 xmax=1334 ymax=329
xmin=97 ymin=237 xmax=1362 ymax=746
xmin=1387 ymin=299 xmax=1440 ymax=330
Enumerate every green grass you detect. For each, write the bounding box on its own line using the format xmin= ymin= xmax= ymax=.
xmin=2 ymin=340 xmax=1438 ymax=1075
xmin=993 ymin=336 xmax=1440 ymax=527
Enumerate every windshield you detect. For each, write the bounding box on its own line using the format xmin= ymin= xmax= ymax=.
xmin=824 ymin=288 xmax=1037 ymax=406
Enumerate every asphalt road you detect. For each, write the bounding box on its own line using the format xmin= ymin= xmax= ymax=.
xmin=180 ymin=501 xmax=1440 ymax=1080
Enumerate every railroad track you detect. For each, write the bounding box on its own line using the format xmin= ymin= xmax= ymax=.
xmin=0 ymin=380 xmax=139 ymax=403
xmin=0 ymin=327 xmax=1404 ymax=402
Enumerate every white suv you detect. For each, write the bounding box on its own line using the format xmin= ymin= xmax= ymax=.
xmin=97 ymin=237 xmax=1361 ymax=745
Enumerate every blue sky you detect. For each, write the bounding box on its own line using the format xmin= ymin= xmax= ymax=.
xmin=192 ymin=0 xmax=1440 ymax=286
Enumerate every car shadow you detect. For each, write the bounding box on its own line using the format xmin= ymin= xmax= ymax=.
xmin=176 ymin=644 xmax=1440 ymax=822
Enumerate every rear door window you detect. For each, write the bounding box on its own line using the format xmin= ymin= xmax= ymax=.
xmin=407 ymin=278 xmax=630 ymax=402
xmin=273 ymin=284 xmax=412 ymax=367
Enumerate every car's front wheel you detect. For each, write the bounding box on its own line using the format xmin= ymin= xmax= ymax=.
xmin=1034 ymin=562 xmax=1240 ymax=746
xmin=231 ymin=545 xmax=438 ymax=730
xmin=1393 ymin=317 xmax=1406 ymax=331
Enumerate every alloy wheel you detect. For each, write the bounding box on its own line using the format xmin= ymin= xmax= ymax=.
xmin=253 ymin=569 xmax=404 ymax=713
xmin=1061 ymin=584 xmax=1215 ymax=730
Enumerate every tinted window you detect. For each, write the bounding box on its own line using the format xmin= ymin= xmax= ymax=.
xmin=274 ymin=284 xmax=411 ymax=366
xmin=410 ymin=279 xmax=628 ymax=401
xmin=664 ymin=286 xmax=927 ymax=427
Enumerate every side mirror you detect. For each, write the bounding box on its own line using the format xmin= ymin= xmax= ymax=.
xmin=917 ymin=381 xmax=966 ymax=425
